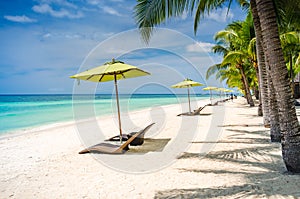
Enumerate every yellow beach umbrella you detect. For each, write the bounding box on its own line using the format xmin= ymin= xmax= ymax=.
xmin=171 ymin=78 xmax=204 ymax=113
xmin=70 ymin=58 xmax=150 ymax=142
xmin=225 ymin=89 xmax=234 ymax=93
xmin=202 ymin=86 xmax=218 ymax=104
xmin=202 ymin=86 xmax=218 ymax=91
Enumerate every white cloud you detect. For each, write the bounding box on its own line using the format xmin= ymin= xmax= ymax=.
xmin=102 ymin=6 xmax=122 ymax=16
xmin=4 ymin=15 xmax=37 ymax=23
xmin=42 ymin=33 xmax=52 ymax=39
xmin=206 ymin=8 xmax=234 ymax=22
xmin=36 ymin=0 xmax=78 ymax=9
xmin=86 ymin=0 xmax=101 ymax=5
xmin=32 ymin=4 xmax=84 ymax=19
xmin=85 ymin=0 xmax=124 ymax=16
xmin=41 ymin=32 xmax=84 ymax=40
xmin=186 ymin=42 xmax=215 ymax=53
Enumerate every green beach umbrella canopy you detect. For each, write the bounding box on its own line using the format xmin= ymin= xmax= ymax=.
xmin=171 ymin=78 xmax=204 ymax=113
xmin=70 ymin=59 xmax=150 ymax=142
xmin=202 ymin=86 xmax=218 ymax=104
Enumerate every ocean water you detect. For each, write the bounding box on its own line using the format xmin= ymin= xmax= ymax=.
xmin=0 ymin=94 xmax=210 ymax=134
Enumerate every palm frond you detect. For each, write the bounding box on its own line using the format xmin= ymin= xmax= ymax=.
xmin=280 ymin=31 xmax=300 ymax=47
xmin=221 ymin=51 xmax=245 ymax=66
xmin=248 ymin=38 xmax=257 ymax=60
xmin=212 ymin=45 xmax=228 ymax=56
xmin=237 ymin=0 xmax=250 ymax=11
xmin=134 ymin=0 xmax=188 ymax=43
xmin=193 ymin=0 xmax=227 ymax=34
xmin=206 ymin=63 xmax=227 ymax=79
xmin=214 ymin=30 xmax=237 ymax=44
xmin=294 ymin=53 xmax=300 ymax=74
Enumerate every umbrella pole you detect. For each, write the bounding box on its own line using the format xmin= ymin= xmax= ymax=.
xmin=210 ymin=90 xmax=212 ymax=105
xmin=114 ymin=74 xmax=122 ymax=143
xmin=188 ymin=87 xmax=191 ymax=113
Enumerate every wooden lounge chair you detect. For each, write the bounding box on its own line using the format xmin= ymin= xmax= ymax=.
xmin=79 ymin=123 xmax=155 ymax=154
xmin=105 ymin=123 xmax=155 ymax=146
xmin=177 ymin=105 xmax=207 ymax=116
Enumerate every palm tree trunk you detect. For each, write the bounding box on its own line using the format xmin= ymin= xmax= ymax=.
xmin=255 ymin=67 xmax=263 ymax=116
xmin=240 ymin=78 xmax=250 ymax=104
xmin=250 ymin=0 xmax=270 ymax=125
xmin=258 ymin=91 xmax=263 ymax=116
xmin=268 ymin=72 xmax=281 ymax=142
xmin=254 ymin=86 xmax=259 ymax=100
xmin=240 ymin=66 xmax=255 ymax=107
xmin=256 ymin=0 xmax=300 ymax=172
xmin=256 ymin=38 xmax=270 ymax=125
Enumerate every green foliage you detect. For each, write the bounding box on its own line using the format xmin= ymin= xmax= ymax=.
xmin=207 ymin=12 xmax=257 ymax=92
xmin=134 ymin=0 xmax=249 ymax=42
xmin=134 ymin=0 xmax=188 ymax=43
xmin=280 ymin=31 xmax=300 ymax=78
xmin=133 ymin=0 xmax=299 ymax=88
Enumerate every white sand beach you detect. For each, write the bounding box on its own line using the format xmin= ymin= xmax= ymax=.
xmin=1 ymin=97 xmax=300 ymax=198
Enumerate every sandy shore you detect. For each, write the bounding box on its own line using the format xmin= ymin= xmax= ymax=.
xmin=0 ymin=97 xmax=299 ymax=198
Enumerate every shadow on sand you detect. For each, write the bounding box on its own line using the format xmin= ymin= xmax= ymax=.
xmin=126 ymin=138 xmax=171 ymax=154
xmin=154 ymin=128 xmax=300 ymax=198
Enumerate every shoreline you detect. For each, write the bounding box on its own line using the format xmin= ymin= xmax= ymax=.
xmin=0 ymin=98 xmax=211 ymax=140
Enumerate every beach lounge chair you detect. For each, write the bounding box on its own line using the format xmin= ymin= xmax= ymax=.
xmin=208 ymin=101 xmax=218 ymax=106
xmin=105 ymin=123 xmax=155 ymax=146
xmin=79 ymin=123 xmax=155 ymax=154
xmin=177 ymin=105 xmax=207 ymax=116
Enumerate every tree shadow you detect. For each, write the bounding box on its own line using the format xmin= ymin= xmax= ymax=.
xmin=236 ymin=113 xmax=264 ymax=120
xmin=219 ymin=124 xmax=265 ymax=128
xmin=155 ymin=129 xmax=300 ymax=198
xmin=225 ymin=129 xmax=270 ymax=141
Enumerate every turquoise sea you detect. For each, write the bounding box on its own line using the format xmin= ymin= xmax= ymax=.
xmin=0 ymin=94 xmax=211 ymax=134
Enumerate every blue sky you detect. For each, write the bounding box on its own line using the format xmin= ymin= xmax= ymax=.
xmin=0 ymin=0 xmax=247 ymax=94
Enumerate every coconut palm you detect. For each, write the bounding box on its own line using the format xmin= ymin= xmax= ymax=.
xmin=207 ymin=63 xmax=247 ymax=96
xmin=250 ymin=0 xmax=281 ymax=142
xmin=250 ymin=0 xmax=270 ymax=127
xmin=255 ymin=0 xmax=300 ymax=172
xmin=134 ymin=0 xmax=300 ymax=172
xmin=207 ymin=17 xmax=256 ymax=106
xmin=251 ymin=0 xmax=300 ymax=142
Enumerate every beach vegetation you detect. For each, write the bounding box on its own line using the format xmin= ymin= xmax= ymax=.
xmin=206 ymin=13 xmax=256 ymax=107
xmin=133 ymin=0 xmax=300 ymax=172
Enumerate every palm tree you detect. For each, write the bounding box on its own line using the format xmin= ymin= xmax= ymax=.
xmin=206 ymin=62 xmax=253 ymax=99
xmin=205 ymin=25 xmax=257 ymax=96
xmin=250 ymin=3 xmax=270 ymax=126
xmin=207 ymin=17 xmax=256 ymax=106
xmin=250 ymin=0 xmax=280 ymax=141
xmin=255 ymin=0 xmax=300 ymax=172
xmin=134 ymin=0 xmax=300 ymax=172
xmin=251 ymin=0 xmax=300 ymax=142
